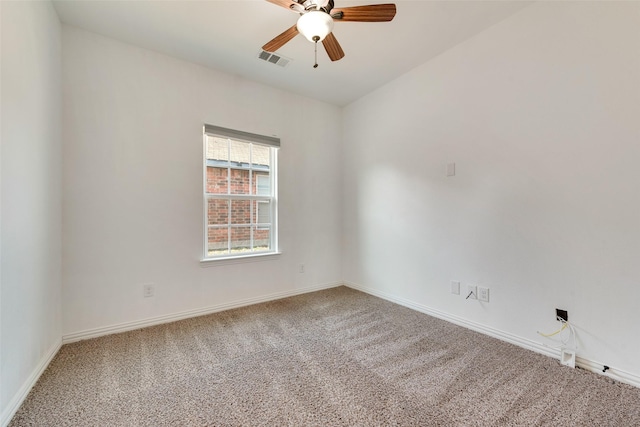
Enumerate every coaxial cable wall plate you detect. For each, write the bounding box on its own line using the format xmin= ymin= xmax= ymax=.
xmin=560 ymin=348 xmax=576 ymax=368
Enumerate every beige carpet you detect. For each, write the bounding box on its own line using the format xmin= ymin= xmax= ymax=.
xmin=9 ymin=286 xmax=640 ymax=426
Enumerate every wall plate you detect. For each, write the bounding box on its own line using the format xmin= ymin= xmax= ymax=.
xmin=451 ymin=281 xmax=460 ymax=295
xmin=478 ymin=286 xmax=489 ymax=302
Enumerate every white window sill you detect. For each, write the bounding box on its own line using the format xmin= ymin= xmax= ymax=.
xmin=200 ymin=251 xmax=281 ymax=267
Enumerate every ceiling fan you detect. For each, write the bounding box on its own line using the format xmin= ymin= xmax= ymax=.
xmin=263 ymin=0 xmax=396 ymax=67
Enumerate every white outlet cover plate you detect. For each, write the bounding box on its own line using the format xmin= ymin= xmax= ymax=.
xmin=478 ymin=286 xmax=489 ymax=302
xmin=143 ymin=284 xmax=155 ymax=297
xmin=450 ymin=281 xmax=460 ymax=295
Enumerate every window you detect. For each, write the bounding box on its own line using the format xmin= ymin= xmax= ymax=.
xmin=203 ymin=124 xmax=279 ymax=260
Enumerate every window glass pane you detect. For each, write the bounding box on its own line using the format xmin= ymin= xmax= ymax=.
xmin=230 ymin=227 xmax=251 ymax=253
xmin=206 ymin=137 xmax=229 ymax=194
xmin=206 ymin=137 xmax=230 ymax=162
xmin=252 ymin=144 xmax=270 ymax=168
xmin=229 ymin=139 xmax=250 ymax=167
xmin=253 ymin=225 xmax=271 ymax=252
xmin=255 ymin=200 xmax=270 ymax=226
xmin=230 ymin=199 xmax=251 ymax=225
xmin=208 ymin=227 xmax=228 ymax=256
xmin=255 ymin=174 xmax=270 ymax=196
xmin=230 ymin=168 xmax=250 ymax=195
xmin=206 ymin=166 xmax=228 ymax=194
xmin=207 ymin=199 xmax=228 ymax=225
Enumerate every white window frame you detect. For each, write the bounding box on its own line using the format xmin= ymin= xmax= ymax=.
xmin=201 ymin=125 xmax=279 ymax=262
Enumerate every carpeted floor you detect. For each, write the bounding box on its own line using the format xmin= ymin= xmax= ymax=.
xmin=9 ymin=286 xmax=640 ymax=426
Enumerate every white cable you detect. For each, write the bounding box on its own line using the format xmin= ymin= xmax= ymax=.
xmin=537 ymin=318 xmax=577 ymax=351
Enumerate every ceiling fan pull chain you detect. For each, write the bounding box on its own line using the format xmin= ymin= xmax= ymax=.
xmin=313 ymin=35 xmax=319 ymax=68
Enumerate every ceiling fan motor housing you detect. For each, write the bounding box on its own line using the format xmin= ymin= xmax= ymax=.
xmin=299 ymin=0 xmax=334 ymax=13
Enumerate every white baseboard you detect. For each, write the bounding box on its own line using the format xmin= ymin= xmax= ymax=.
xmin=1 ymin=339 xmax=62 ymax=427
xmin=63 ymin=281 xmax=342 ymax=344
xmin=576 ymin=356 xmax=640 ymax=389
xmin=344 ymin=281 xmax=640 ymax=389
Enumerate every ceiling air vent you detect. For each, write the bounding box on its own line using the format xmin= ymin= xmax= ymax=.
xmin=257 ymin=51 xmax=291 ymax=68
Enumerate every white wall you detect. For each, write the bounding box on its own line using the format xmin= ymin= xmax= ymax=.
xmin=342 ymin=1 xmax=640 ymax=378
xmin=1 ymin=0 xmax=62 ymax=422
xmin=62 ymin=27 xmax=343 ymax=336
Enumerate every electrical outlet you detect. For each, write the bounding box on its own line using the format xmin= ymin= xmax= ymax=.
xmin=466 ymin=285 xmax=477 ymax=300
xmin=478 ymin=286 xmax=490 ymax=302
xmin=450 ymin=281 xmax=460 ymax=295
xmin=299 ymin=264 xmax=305 ymax=273
xmin=143 ymin=284 xmax=155 ymax=298
xmin=556 ymin=309 xmax=568 ymax=322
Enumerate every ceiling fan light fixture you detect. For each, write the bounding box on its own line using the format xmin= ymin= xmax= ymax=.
xmin=297 ymin=11 xmax=334 ymax=43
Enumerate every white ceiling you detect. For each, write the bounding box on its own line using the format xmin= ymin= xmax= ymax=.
xmin=52 ymin=0 xmax=532 ymax=106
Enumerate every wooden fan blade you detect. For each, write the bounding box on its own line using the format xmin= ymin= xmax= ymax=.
xmin=322 ymin=32 xmax=345 ymax=62
xmin=332 ymin=4 xmax=396 ymax=22
xmin=265 ymin=0 xmax=299 ymax=11
xmin=263 ymin=25 xmax=299 ymax=53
